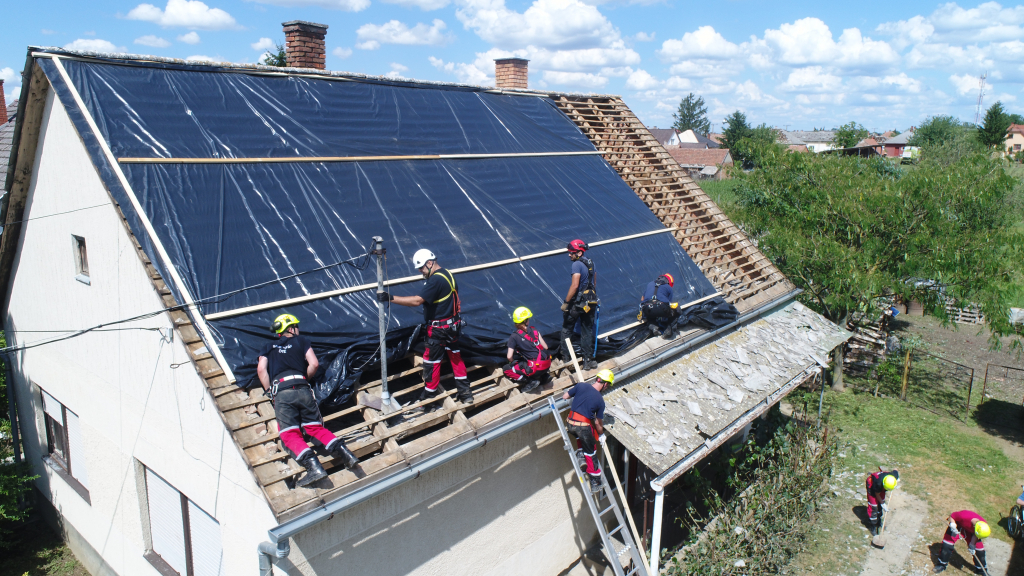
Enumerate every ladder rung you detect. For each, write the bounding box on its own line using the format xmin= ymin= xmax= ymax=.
xmin=608 ymin=525 xmax=624 ymax=537
xmin=626 ymin=567 xmax=640 ymax=576
xmin=599 ymin=504 xmax=615 ymax=516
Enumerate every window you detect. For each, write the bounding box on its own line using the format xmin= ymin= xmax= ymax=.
xmin=72 ymin=235 xmax=90 ymax=285
xmin=1015 ymin=144 xmax=1021 ymax=151
xmin=40 ymin=389 xmax=90 ymax=502
xmin=144 ymin=468 xmax=224 ymax=576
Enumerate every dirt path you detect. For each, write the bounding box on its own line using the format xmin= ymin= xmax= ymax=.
xmin=858 ymin=490 xmax=928 ymax=576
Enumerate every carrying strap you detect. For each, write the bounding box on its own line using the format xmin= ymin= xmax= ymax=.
xmin=517 ymin=327 xmax=546 ymax=362
xmin=430 ymin=269 xmax=461 ymax=315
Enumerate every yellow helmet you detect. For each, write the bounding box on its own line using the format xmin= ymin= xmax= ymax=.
xmin=882 ymin=474 xmax=898 ymax=491
xmin=512 ymin=306 xmax=533 ymax=324
xmin=272 ymin=313 xmax=300 ymax=334
xmin=975 ymin=521 xmax=991 ymax=538
xmin=596 ymin=369 xmax=615 ymax=387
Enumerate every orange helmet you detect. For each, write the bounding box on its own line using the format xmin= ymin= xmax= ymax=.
xmin=661 ymin=273 xmax=674 ymax=287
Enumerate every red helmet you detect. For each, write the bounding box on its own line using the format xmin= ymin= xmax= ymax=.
xmin=661 ymin=273 xmax=674 ymax=287
xmin=567 ymin=239 xmax=588 ymax=253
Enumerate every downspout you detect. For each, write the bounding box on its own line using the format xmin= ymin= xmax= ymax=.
xmin=650 ymin=489 xmax=665 ymax=575
xmin=258 ymin=539 xmax=290 ymax=576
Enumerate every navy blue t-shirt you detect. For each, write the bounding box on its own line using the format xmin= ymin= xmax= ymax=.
xmin=643 ymin=280 xmax=674 ymax=302
xmin=567 ymin=381 xmax=606 ymax=421
xmin=259 ymin=334 xmax=313 ymax=379
xmin=571 ymin=260 xmax=591 ymax=295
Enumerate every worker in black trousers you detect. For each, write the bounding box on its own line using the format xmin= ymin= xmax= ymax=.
xmin=560 ymin=239 xmax=598 ymax=370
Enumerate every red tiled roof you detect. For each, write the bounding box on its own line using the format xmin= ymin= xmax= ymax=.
xmin=1007 ymin=124 xmax=1024 ymax=135
xmin=668 ymin=147 xmax=732 ymax=166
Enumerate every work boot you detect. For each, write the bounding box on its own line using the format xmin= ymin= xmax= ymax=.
xmin=647 ymin=324 xmax=662 ymax=337
xmin=575 ymin=448 xmax=587 ymax=470
xmin=582 ymin=358 xmax=599 ymax=371
xmin=458 ymin=393 xmax=474 ymax=405
xmin=973 ymin=550 xmax=987 ymax=574
xmin=296 ymin=452 xmax=328 ymax=487
xmin=521 ymin=379 xmax=541 ymax=393
xmin=412 ymin=386 xmax=443 ymax=414
xmin=933 ymin=565 xmax=946 ymax=574
xmin=330 ymin=441 xmax=359 ymax=470
xmin=663 ymin=325 xmax=677 ymax=339
xmin=588 ymin=475 xmax=602 ymax=493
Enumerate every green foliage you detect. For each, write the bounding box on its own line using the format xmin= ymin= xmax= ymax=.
xmin=730 ymin=124 xmax=784 ymax=169
xmin=672 ymin=93 xmax=711 ymax=136
xmin=260 ymin=43 xmax=288 ymax=67
xmin=720 ymin=111 xmax=751 ymax=151
xmin=909 ymin=115 xmax=968 ymax=149
xmin=978 ymin=101 xmax=1012 ymax=148
xmin=0 ymin=331 xmax=36 ymax=549
xmin=663 ymin=423 xmax=839 ymax=575
xmin=730 ymin=149 xmax=1024 ymax=348
xmin=833 ymin=121 xmax=869 ymax=149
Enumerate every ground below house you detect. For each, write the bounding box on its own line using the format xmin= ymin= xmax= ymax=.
xmin=784 ymin=315 xmax=1024 ymax=576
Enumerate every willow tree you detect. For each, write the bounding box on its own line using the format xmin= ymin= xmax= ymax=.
xmin=731 ymin=149 xmax=1023 ymax=388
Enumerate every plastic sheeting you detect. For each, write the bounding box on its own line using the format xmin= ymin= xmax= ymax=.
xmin=38 ymin=53 xmax=737 ymax=409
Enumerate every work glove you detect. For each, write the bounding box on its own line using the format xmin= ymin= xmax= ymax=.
xmin=968 ymin=544 xmax=976 ymax=554
xmin=376 ymin=291 xmax=393 ymax=302
xmin=881 ymin=503 xmax=889 ymax=512
xmin=599 ymin=434 xmax=607 ymax=444
xmin=561 ymin=302 xmax=570 ymax=312
xmin=950 ymin=521 xmax=959 ymax=536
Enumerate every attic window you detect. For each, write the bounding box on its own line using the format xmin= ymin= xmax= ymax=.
xmin=72 ymin=235 xmax=90 ymax=285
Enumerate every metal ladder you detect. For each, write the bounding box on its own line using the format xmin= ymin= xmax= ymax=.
xmin=548 ymin=397 xmax=649 ymax=576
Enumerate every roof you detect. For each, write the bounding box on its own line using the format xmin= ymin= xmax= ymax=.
xmin=776 ymin=131 xmax=806 ymax=145
xmin=649 ymin=128 xmax=679 ymax=146
xmin=883 ymin=131 xmax=914 ymax=145
xmin=1008 ymin=124 xmax=1024 ymax=135
xmin=667 ymin=148 xmax=733 ymax=167
xmin=707 ymin=133 xmax=723 ymax=144
xmin=855 ymin=137 xmax=879 ymax=148
xmin=3 ymin=48 xmax=815 ymax=534
xmin=605 ymin=300 xmax=850 ymax=483
xmin=783 ymin=130 xmax=835 ymax=143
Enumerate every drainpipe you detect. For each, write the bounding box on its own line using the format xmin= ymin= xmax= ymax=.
xmin=258 ymin=539 xmax=290 ymax=576
xmin=2 ymin=352 xmax=21 ymax=463
xmin=650 ymin=488 xmax=665 ymax=575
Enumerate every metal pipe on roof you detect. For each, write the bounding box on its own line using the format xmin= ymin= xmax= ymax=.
xmin=265 ymin=288 xmax=802 ymax=544
xmin=116 ymin=150 xmax=607 ymax=164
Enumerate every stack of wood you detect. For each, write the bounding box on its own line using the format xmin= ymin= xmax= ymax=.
xmin=844 ymin=310 xmax=890 ymax=377
xmin=945 ymin=300 xmax=985 ymax=325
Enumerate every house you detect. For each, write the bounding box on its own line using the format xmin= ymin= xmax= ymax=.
xmin=1005 ymin=124 xmax=1024 ymax=155
xmin=779 ymin=130 xmax=836 ymax=153
xmin=667 ymin=148 xmax=733 ymax=179
xmin=775 ymin=130 xmax=810 ymax=153
xmin=0 ymin=79 xmax=18 ymax=193
xmin=880 ymin=131 xmax=917 ymax=159
xmin=2 ymin=25 xmax=847 ymax=576
xmin=678 ymin=129 xmax=719 ymax=149
xmin=648 ymin=127 xmax=681 ymax=147
xmin=853 ymin=137 xmax=883 ymax=155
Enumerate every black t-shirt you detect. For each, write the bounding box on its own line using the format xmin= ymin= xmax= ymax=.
xmin=259 ymin=334 xmax=313 ymax=380
xmin=419 ymin=268 xmax=458 ymax=322
xmin=507 ymin=326 xmax=546 ymax=360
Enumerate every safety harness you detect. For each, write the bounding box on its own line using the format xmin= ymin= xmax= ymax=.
xmin=515 ymin=326 xmax=552 ymax=371
xmin=572 ymin=256 xmax=599 ymax=313
xmin=428 ymin=269 xmax=463 ymax=327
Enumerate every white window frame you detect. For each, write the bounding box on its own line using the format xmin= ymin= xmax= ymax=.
xmin=72 ymin=234 xmax=90 ymax=285
xmin=40 ymin=388 xmax=90 ymax=503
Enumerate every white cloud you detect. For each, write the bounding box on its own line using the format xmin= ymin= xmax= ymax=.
xmin=135 ymin=35 xmax=171 ymax=47
xmin=1 ymin=68 xmax=17 ymax=102
xmin=127 ymin=0 xmax=238 ymax=30
xmin=778 ymin=66 xmax=844 ymax=93
xmin=177 ymin=31 xmax=201 ymax=44
xmin=634 ymin=31 xmax=655 ymax=42
xmin=950 ymin=72 xmax=982 ymax=96
xmin=382 ymin=0 xmax=450 ymax=10
xmin=41 ymin=29 xmax=56 ymax=35
xmin=625 ymin=69 xmax=659 ymax=90
xmin=249 ymin=0 xmax=370 ymax=11
xmin=875 ymin=15 xmax=934 ymax=50
xmin=668 ymin=59 xmax=743 ymax=79
xmin=251 ymin=37 xmax=275 ymax=51
xmin=664 ymin=76 xmax=692 ymax=90
xmin=356 ymin=19 xmax=451 ymax=50
xmin=541 ymin=70 xmax=608 ymax=89
xmin=455 ymin=0 xmax=619 ymax=51
xmin=333 ymin=47 xmax=353 ymax=59
xmin=64 ymin=39 xmax=121 ymax=52
xmin=905 ymin=42 xmax=991 ymax=71
xmin=385 ymin=62 xmax=409 ymax=79
xmin=660 ymin=26 xmax=740 ymax=61
xmin=429 ymin=55 xmax=491 ymax=84
xmin=762 ymin=18 xmax=899 ymax=71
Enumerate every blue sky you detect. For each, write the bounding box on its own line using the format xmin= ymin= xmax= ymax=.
xmin=2 ymin=1 xmax=1023 ymax=132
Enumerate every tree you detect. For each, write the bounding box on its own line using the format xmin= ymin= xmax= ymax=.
xmin=721 ymin=111 xmax=752 ymax=151
xmin=910 ymin=115 xmax=985 ymax=164
xmin=260 ymin=43 xmax=288 ymax=67
xmin=672 ymin=93 xmax=711 ymax=136
xmin=833 ymin=121 xmax=869 ymax=149
xmin=732 ymin=150 xmax=1023 ymax=388
xmin=1008 ymin=113 xmax=1024 ymax=126
xmin=731 ymin=124 xmax=785 ymax=169
xmin=910 ymin=115 xmax=964 ymax=148
xmin=978 ymin=101 xmax=1011 ymax=148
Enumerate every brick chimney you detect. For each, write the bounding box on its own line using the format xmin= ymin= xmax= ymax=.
xmin=282 ymin=20 xmax=328 ymax=70
xmin=494 ymin=58 xmax=528 ymax=90
xmin=0 ymin=80 xmax=7 ymax=124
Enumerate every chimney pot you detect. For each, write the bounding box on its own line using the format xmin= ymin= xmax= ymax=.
xmin=0 ymin=80 xmax=7 ymax=124
xmin=282 ymin=20 xmax=329 ymax=70
xmin=494 ymin=58 xmax=528 ymax=90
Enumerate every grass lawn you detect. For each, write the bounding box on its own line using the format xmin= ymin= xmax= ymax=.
xmin=0 ymin=520 xmax=87 ymax=576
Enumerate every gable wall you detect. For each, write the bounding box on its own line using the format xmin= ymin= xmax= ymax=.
xmin=5 ymin=88 xmax=275 ymax=575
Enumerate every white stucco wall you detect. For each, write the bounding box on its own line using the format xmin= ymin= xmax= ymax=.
xmin=5 ymin=88 xmax=277 ymax=575
xmin=285 ymin=416 xmax=597 ymax=576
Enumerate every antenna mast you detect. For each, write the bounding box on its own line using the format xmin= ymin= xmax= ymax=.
xmin=974 ymin=72 xmax=988 ymax=125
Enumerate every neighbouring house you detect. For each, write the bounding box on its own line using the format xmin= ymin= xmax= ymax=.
xmin=667 ymin=148 xmax=734 ymax=179
xmin=707 ymin=133 xmax=723 ymax=145
xmin=853 ymin=137 xmax=883 ymax=155
xmin=775 ymin=130 xmax=810 ymax=153
xmin=880 ymin=131 xmax=917 ymax=159
xmin=1005 ymin=124 xmax=1024 ymax=155
xmin=648 ymin=127 xmax=681 ymax=147
xmin=2 ymin=27 xmax=848 ymax=576
xmin=678 ymin=129 xmax=720 ymax=149
xmin=779 ymin=130 xmax=836 ymax=153
xmin=1 ymin=79 xmax=18 ymax=195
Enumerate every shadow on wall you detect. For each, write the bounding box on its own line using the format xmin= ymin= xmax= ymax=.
xmin=303 ymin=418 xmax=596 ymax=576
xmin=971 ymin=399 xmax=1024 ymax=447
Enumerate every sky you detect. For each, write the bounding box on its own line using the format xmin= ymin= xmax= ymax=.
xmin=2 ymin=1 xmax=1024 ymax=132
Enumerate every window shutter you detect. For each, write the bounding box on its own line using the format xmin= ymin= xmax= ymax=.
xmin=41 ymin=390 xmax=62 ymax=420
xmin=188 ymin=501 xmax=224 ymax=576
xmin=146 ymin=469 xmax=187 ymax=575
xmin=64 ymin=409 xmax=89 ymax=489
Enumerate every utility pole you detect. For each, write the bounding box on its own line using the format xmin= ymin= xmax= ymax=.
xmin=371 ymin=237 xmax=394 ymax=413
xmin=974 ymin=72 xmax=988 ymax=126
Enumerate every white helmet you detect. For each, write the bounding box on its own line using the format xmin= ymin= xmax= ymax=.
xmin=412 ymin=249 xmax=436 ymax=269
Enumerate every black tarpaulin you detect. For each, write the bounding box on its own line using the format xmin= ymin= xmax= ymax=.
xmin=38 ymin=52 xmax=737 ymax=409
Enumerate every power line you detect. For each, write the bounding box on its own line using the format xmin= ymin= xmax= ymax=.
xmin=3 ymin=204 xmax=109 ymax=227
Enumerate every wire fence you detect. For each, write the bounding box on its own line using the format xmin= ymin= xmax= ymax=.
xmin=869 ymin=349 xmax=975 ymax=421
xmin=979 ymin=364 xmax=1024 ymax=406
